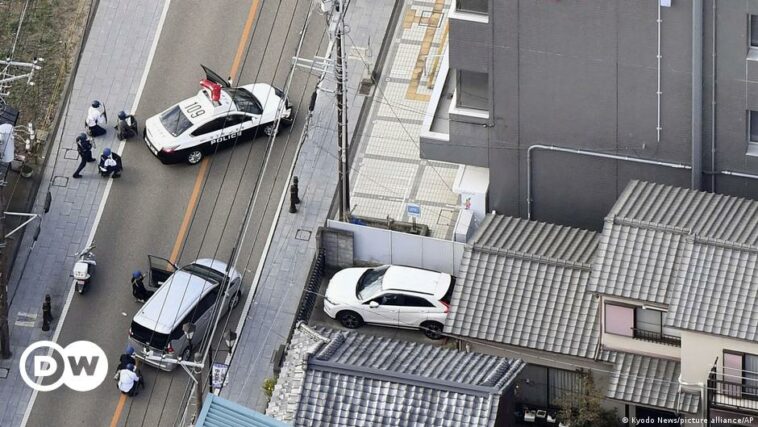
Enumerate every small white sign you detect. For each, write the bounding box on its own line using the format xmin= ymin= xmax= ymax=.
xmin=211 ymin=362 xmax=229 ymax=390
xmin=406 ymin=203 xmax=421 ymax=218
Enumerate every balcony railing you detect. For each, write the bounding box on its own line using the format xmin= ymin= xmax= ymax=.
xmin=631 ymin=328 xmax=681 ymax=347
xmin=708 ymin=376 xmax=758 ymax=414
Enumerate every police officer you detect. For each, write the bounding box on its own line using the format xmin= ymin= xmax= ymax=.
xmin=86 ymin=100 xmax=107 ymax=137
xmin=115 ymin=111 xmax=138 ymax=140
xmin=72 ymin=133 xmax=95 ymax=179
xmin=99 ymin=147 xmax=123 ymax=178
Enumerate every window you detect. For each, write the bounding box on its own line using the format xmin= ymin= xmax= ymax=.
xmin=226 ymin=88 xmax=263 ymax=115
xmin=191 ymin=118 xmax=227 ymax=137
xmin=457 ymin=0 xmax=488 ymax=14
xmin=402 ymin=295 xmax=434 ymax=307
xmin=515 ymin=364 xmax=584 ymax=408
xmin=635 ymin=307 xmax=662 ymax=334
xmin=456 ymin=70 xmax=489 ymax=111
xmin=605 ymin=303 xmax=634 ymax=337
xmin=159 ymin=105 xmax=192 ymax=137
xmin=723 ymin=351 xmax=758 ymax=399
xmin=751 ymin=15 xmax=758 ymax=48
xmin=605 ymin=303 xmax=680 ymax=345
xmin=378 ymin=294 xmax=404 ymax=306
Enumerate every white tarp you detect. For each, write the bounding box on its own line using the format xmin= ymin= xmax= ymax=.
xmin=0 ymin=123 xmax=15 ymax=163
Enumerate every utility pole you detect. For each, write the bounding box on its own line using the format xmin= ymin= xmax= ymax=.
xmin=0 ymin=170 xmax=9 ymax=359
xmin=334 ymin=0 xmax=350 ymax=221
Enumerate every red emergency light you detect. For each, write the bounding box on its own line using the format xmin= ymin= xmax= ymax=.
xmin=200 ymin=79 xmax=222 ymax=104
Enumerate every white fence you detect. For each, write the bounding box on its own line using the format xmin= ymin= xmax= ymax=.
xmin=326 ymin=220 xmax=466 ymax=276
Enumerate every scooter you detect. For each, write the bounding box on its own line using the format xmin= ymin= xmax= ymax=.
xmin=72 ymin=244 xmax=96 ymax=294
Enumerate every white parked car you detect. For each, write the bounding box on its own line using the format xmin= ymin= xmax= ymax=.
xmin=323 ymin=265 xmax=454 ymax=339
xmin=143 ymin=65 xmax=292 ymax=165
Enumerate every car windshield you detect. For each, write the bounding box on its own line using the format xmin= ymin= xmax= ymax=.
xmin=159 ymin=105 xmax=193 ymax=137
xmin=225 ymin=88 xmax=262 ymax=115
xmin=356 ymin=265 xmax=389 ymax=300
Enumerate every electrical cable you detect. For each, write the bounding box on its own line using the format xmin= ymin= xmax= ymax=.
xmin=199 ymin=5 xmax=330 ymax=397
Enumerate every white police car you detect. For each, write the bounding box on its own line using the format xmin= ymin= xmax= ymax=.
xmin=143 ymin=66 xmax=293 ymax=164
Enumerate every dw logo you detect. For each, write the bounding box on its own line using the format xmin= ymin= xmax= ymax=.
xmin=20 ymin=340 xmax=109 ymax=392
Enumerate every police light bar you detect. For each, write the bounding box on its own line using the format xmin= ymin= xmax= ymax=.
xmin=200 ymin=79 xmax=222 ymax=104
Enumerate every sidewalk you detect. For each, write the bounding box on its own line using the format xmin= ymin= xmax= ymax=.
xmin=0 ymin=1 xmax=165 ymax=425
xmin=220 ymin=0 xmax=398 ymax=412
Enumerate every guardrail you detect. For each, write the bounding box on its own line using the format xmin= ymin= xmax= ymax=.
xmin=631 ymin=328 xmax=681 ymax=346
xmin=708 ymin=376 xmax=758 ymax=413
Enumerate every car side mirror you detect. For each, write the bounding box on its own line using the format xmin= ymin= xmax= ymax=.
xmin=369 ymin=301 xmax=379 ymax=308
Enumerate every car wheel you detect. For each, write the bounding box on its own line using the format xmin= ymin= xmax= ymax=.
xmin=187 ymin=150 xmax=203 ymax=165
xmin=421 ymin=321 xmax=444 ymax=340
xmin=263 ymin=123 xmax=278 ymax=137
xmin=337 ymin=311 xmax=363 ymax=329
xmin=229 ymin=290 xmax=242 ymax=310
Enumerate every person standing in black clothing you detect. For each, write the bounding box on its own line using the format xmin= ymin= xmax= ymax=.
xmin=72 ymin=133 xmax=95 ymax=178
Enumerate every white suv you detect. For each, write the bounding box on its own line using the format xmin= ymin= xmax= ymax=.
xmin=323 ymin=265 xmax=454 ymax=339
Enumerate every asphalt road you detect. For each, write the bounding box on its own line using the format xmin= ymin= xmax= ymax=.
xmin=26 ymin=0 xmax=326 ymax=425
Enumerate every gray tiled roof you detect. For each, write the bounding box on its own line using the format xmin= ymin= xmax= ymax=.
xmin=446 ymin=215 xmax=600 ymax=359
xmin=589 ymin=180 xmax=758 ymax=339
xmin=267 ymin=323 xmax=525 ymax=426
xmin=667 ymin=242 xmax=758 ymax=341
xmin=607 ymin=352 xmax=700 ymax=414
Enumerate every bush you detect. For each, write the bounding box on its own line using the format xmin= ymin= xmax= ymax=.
xmin=262 ymin=376 xmax=278 ymax=399
xmin=557 ymin=373 xmax=619 ymax=427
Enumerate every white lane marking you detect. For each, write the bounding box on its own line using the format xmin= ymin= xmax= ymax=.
xmin=20 ymin=0 xmax=173 ymax=425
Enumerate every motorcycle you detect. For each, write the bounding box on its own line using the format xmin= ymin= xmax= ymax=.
xmin=72 ymin=244 xmax=96 ymax=294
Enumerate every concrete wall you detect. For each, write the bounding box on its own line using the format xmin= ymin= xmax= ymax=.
xmin=318 ymin=227 xmax=354 ymax=269
xmin=433 ymin=0 xmax=758 ymax=230
xmin=325 ymin=220 xmax=465 ymax=276
xmin=679 ymin=329 xmax=758 ymax=385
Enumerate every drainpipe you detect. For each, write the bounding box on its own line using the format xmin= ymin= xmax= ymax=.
xmin=692 ymin=0 xmax=704 ymax=190
xmin=710 ymin=0 xmax=717 ymax=191
xmin=707 ymin=170 xmax=758 ymax=180
xmin=657 ymin=1 xmax=663 ymax=142
xmin=526 ymin=145 xmax=691 ymax=219
xmin=678 ymin=374 xmax=705 ymax=420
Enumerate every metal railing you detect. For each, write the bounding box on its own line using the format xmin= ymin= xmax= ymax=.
xmin=631 ymin=328 xmax=681 ymax=346
xmin=708 ymin=375 xmax=758 ymax=413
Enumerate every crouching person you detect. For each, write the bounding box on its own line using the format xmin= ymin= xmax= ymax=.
xmin=99 ymin=147 xmax=122 ymax=178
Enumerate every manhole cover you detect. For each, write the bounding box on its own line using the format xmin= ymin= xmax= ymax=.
xmin=295 ymin=229 xmax=312 ymax=241
xmin=63 ymin=149 xmax=79 ymax=160
xmin=52 ymin=176 xmax=68 ymax=187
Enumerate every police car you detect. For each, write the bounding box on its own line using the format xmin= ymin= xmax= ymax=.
xmin=143 ymin=66 xmax=293 ymax=164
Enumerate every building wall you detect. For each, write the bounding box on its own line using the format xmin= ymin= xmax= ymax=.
xmin=679 ymin=330 xmax=758 ymax=384
xmin=438 ymin=0 xmax=758 ymax=230
xmin=599 ymin=296 xmax=682 ymax=361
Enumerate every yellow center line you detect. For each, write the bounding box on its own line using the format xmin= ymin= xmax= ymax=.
xmin=109 ymin=1 xmax=261 ymax=424
xmin=169 ymin=158 xmax=210 ymax=263
xmin=230 ymin=0 xmax=261 ymax=82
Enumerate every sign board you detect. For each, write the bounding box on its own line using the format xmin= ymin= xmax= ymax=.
xmin=211 ymin=362 xmax=229 ymax=390
xmin=406 ymin=203 xmax=421 ymax=218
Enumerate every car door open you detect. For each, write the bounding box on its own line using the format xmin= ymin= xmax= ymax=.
xmin=147 ymin=255 xmax=178 ymax=289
